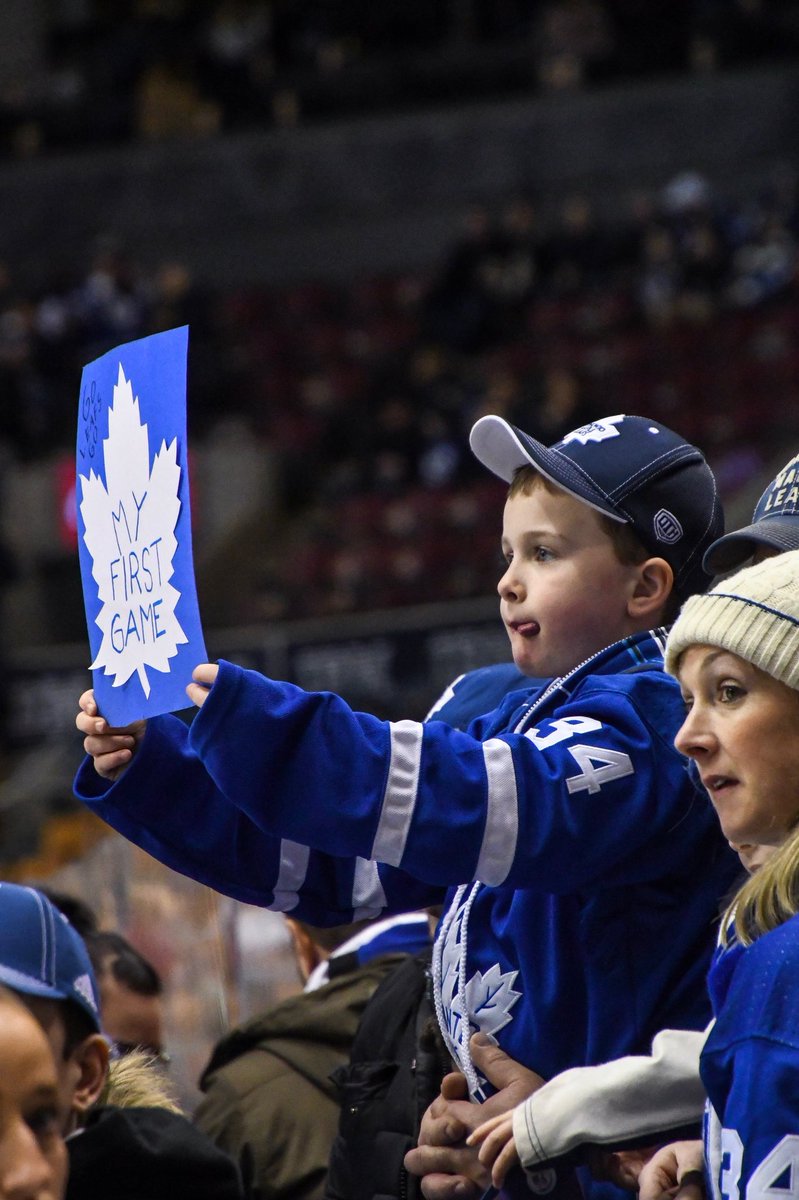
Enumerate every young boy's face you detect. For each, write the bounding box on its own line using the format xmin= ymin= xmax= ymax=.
xmin=498 ymin=484 xmax=646 ymax=678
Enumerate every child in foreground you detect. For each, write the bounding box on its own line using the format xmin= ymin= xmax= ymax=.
xmin=76 ymin=414 xmax=738 ymax=1200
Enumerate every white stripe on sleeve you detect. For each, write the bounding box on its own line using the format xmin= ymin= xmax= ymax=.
xmin=269 ymin=839 xmax=310 ymax=911
xmin=370 ymin=720 xmax=424 ymax=867
xmin=475 ymin=738 xmax=518 ymax=885
xmin=352 ymin=857 xmax=388 ymax=921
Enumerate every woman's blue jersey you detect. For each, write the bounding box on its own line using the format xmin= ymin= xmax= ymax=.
xmin=703 ymin=916 xmax=799 ymax=1200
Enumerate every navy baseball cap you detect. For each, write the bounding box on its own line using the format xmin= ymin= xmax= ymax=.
xmin=703 ymin=452 xmax=799 ymax=575
xmin=470 ymin=413 xmax=723 ymax=600
xmin=0 ymin=883 xmax=101 ymax=1031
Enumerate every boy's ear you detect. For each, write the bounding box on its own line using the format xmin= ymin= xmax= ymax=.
xmin=71 ymin=1033 xmax=110 ymax=1117
xmin=627 ymin=557 xmax=674 ymax=622
xmin=284 ymin=917 xmax=325 ymax=982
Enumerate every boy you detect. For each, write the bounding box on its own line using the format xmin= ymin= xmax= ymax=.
xmin=76 ymin=413 xmax=739 ymax=1198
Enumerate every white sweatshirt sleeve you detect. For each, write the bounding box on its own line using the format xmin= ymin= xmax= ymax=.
xmin=513 ymin=1026 xmax=710 ymax=1166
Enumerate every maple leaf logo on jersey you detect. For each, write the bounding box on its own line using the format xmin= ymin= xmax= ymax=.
xmin=79 ymin=364 xmax=187 ymax=697
xmin=439 ymin=891 xmax=522 ymax=1086
xmin=561 ymin=414 xmax=625 ymax=445
xmin=459 ymin=963 xmax=522 ymax=1041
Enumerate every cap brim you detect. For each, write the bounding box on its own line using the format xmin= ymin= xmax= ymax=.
xmin=0 ymin=963 xmax=69 ymax=1003
xmin=0 ymin=963 xmax=101 ymax=1032
xmin=703 ymin=517 xmax=799 ymax=574
xmin=469 ymin=415 xmax=542 ymax=481
xmin=469 ymin=415 xmax=624 ymax=522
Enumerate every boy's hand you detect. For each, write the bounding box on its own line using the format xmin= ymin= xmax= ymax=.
xmin=404 ymin=1035 xmax=545 ymax=1199
xmin=186 ymin=663 xmax=219 ymax=708
xmin=466 ymin=1111 xmax=518 ymax=1188
xmin=76 ymin=690 xmax=146 ymax=781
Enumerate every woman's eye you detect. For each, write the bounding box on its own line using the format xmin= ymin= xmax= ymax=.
xmin=719 ymin=682 xmax=744 ymax=703
xmin=27 ymin=1106 xmax=60 ymax=1139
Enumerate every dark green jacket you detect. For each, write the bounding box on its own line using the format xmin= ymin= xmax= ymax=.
xmin=194 ymin=954 xmax=409 ymax=1200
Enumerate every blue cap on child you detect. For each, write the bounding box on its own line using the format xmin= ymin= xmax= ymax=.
xmin=702 ymin=451 xmax=799 ymax=575
xmin=470 ymin=413 xmax=723 ymax=600
xmin=0 ymin=882 xmax=102 ymax=1031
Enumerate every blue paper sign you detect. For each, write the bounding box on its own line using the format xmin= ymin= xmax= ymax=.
xmin=76 ymin=325 xmax=207 ymax=724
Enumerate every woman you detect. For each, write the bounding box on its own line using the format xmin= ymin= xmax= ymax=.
xmin=0 ymin=986 xmax=68 ymax=1200
xmin=470 ymin=549 xmax=799 ymax=1199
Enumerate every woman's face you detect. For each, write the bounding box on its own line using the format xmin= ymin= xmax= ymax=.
xmin=0 ymin=999 xmax=68 ymax=1200
xmin=675 ymin=646 xmax=799 ymax=853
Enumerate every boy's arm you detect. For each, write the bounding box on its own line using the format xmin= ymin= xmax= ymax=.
xmin=187 ymin=660 xmax=710 ymax=890
xmin=74 ymin=704 xmax=442 ymax=923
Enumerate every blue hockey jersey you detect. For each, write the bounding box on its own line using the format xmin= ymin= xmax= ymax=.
xmin=424 ymin=661 xmax=531 ymax=727
xmin=74 ymin=631 xmax=738 ymax=1198
xmin=702 ymin=916 xmax=799 ymax=1200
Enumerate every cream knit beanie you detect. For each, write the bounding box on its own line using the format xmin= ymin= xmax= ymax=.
xmin=665 ymin=548 xmax=799 ymax=687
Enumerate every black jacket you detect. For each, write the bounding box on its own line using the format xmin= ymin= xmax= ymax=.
xmin=67 ymin=1105 xmax=245 ymax=1200
xmin=325 ymin=950 xmax=450 ymax=1200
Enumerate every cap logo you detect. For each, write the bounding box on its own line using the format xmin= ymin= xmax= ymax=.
xmin=561 ymin=415 xmax=624 ymax=446
xmin=761 ymin=471 xmax=799 ymax=516
xmin=654 ymin=509 xmax=683 ymax=544
xmin=73 ymin=973 xmax=98 ymax=1015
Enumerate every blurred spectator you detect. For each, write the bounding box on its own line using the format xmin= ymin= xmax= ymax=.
xmin=135 ymin=54 xmax=221 ymax=141
xmin=637 ymin=222 xmax=680 ymax=325
xmin=541 ymin=194 xmax=614 ymax=294
xmin=38 ymin=887 xmax=99 ymax=939
xmin=37 ymin=890 xmax=167 ymax=1067
xmin=422 ymin=204 xmax=495 ymax=351
xmin=194 ymin=914 xmax=430 ymax=1200
xmin=727 ymin=214 xmax=797 ymax=308
xmin=84 ymin=931 xmax=166 ymax=1066
xmin=535 ymin=366 xmax=590 ymax=442
xmin=195 ymin=1 xmax=272 ymax=127
xmin=534 ymin=0 xmax=616 ymax=90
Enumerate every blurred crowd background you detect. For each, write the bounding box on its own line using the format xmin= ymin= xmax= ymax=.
xmin=1 ymin=0 xmax=799 ymax=1106
xmin=3 ymin=0 xmax=799 ymax=152
xmin=3 ymin=172 xmax=798 ymax=627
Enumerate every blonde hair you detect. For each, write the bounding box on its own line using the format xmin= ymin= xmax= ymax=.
xmin=724 ymin=823 xmax=799 ymax=946
xmin=99 ymin=1050 xmax=183 ymax=1114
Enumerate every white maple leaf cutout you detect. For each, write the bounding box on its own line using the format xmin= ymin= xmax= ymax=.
xmin=80 ymin=363 xmax=188 ymax=697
